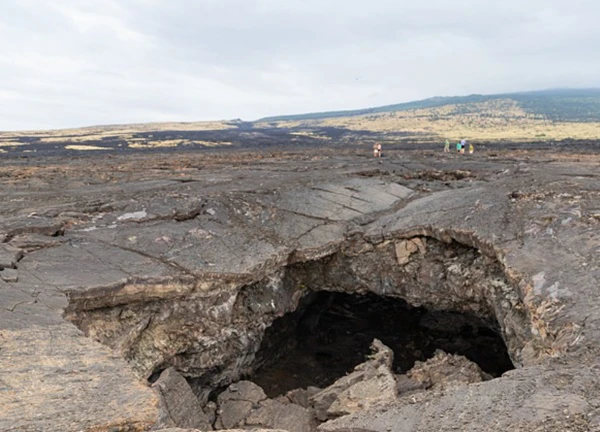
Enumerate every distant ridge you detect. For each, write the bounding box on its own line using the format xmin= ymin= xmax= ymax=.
xmin=259 ymin=88 xmax=600 ymax=123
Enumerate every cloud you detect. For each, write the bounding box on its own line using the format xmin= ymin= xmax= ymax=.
xmin=0 ymin=0 xmax=599 ymax=129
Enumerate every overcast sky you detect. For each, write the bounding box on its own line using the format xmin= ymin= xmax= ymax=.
xmin=1 ymin=0 xmax=599 ymax=130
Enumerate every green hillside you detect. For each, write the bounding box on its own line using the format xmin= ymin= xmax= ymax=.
xmin=259 ymin=88 xmax=600 ymax=123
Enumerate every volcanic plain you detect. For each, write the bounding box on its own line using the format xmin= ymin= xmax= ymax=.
xmin=1 ymin=136 xmax=600 ymax=431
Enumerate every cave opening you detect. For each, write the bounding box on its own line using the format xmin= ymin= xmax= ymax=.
xmin=249 ymin=291 xmax=515 ymax=397
xmin=65 ymin=234 xmax=531 ymax=411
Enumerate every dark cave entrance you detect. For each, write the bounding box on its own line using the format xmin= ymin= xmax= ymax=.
xmin=250 ymin=291 xmax=515 ymax=397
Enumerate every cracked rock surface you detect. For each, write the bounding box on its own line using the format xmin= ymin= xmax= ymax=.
xmin=1 ymin=148 xmax=600 ymax=431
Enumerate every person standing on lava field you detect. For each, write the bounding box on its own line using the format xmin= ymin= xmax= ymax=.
xmin=456 ymin=141 xmax=462 ymax=153
xmin=444 ymin=139 xmax=450 ymax=153
xmin=373 ymin=142 xmax=382 ymax=158
xmin=460 ymin=139 xmax=467 ymax=154
xmin=469 ymin=142 xmax=474 ymax=154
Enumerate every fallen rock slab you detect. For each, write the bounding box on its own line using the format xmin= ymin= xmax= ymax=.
xmin=218 ymin=380 xmax=268 ymax=405
xmin=310 ymin=339 xmax=398 ymax=421
xmin=216 ymin=381 xmax=268 ymax=429
xmin=153 ymin=367 xmax=213 ymax=430
xmin=214 ymin=380 xmax=315 ymax=432
xmin=245 ymin=399 xmax=315 ymax=432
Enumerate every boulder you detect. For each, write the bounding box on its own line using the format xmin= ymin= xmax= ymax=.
xmin=215 ymin=400 xmax=253 ymax=430
xmin=214 ymin=380 xmax=314 ymax=432
xmin=152 ymin=367 xmax=213 ymax=430
xmin=215 ymin=380 xmax=268 ymax=429
xmin=310 ymin=339 xmax=398 ymax=421
xmin=245 ymin=399 xmax=315 ymax=432
xmin=217 ymin=380 xmax=268 ymax=405
xmin=405 ymin=350 xmax=491 ymax=391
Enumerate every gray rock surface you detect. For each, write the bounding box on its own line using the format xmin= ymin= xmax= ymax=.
xmin=214 ymin=380 xmax=314 ymax=432
xmin=152 ymin=367 xmax=213 ymax=430
xmin=0 ymin=244 xmax=22 ymax=269
xmin=319 ymin=365 xmax=596 ymax=432
xmin=0 ymin=268 xmax=18 ymax=282
xmin=286 ymin=387 xmax=322 ymax=408
xmin=216 ymin=400 xmax=254 ymax=430
xmin=218 ymin=380 xmax=268 ymax=405
xmin=311 ymin=340 xmax=398 ymax=421
xmin=404 ymin=350 xmax=491 ymax=392
xmin=0 ymin=323 xmax=158 ymax=432
xmin=245 ymin=399 xmax=315 ymax=432
xmin=215 ymin=381 xmax=269 ymax=429
xmin=1 ymin=149 xmax=599 ymax=431
xmin=156 ymin=429 xmax=287 ymax=432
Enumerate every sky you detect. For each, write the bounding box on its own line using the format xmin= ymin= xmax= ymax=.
xmin=1 ymin=0 xmax=599 ymax=130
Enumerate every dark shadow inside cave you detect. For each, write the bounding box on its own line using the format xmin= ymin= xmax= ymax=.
xmin=249 ymin=291 xmax=515 ymax=397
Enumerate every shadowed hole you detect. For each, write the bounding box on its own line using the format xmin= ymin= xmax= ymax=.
xmin=250 ymin=291 xmax=514 ymax=397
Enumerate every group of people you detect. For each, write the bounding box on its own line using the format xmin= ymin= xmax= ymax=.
xmin=372 ymin=139 xmax=473 ymax=158
xmin=444 ymin=139 xmax=473 ymax=154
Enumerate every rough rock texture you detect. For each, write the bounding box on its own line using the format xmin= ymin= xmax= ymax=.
xmin=0 ymin=244 xmax=22 ymax=269
xmin=286 ymin=387 xmax=322 ymax=408
xmin=218 ymin=380 xmax=268 ymax=405
xmin=215 ymin=381 xmax=268 ymax=429
xmin=310 ymin=340 xmax=398 ymax=421
xmin=152 ymin=367 xmax=213 ymax=430
xmin=404 ymin=350 xmax=491 ymax=392
xmin=0 ymin=323 xmax=158 ymax=432
xmin=394 ymin=238 xmax=426 ymax=265
xmin=319 ymin=365 xmax=596 ymax=432
xmin=1 ymin=149 xmax=600 ymax=431
xmin=156 ymin=430 xmax=287 ymax=432
xmin=216 ymin=400 xmax=253 ymax=430
xmin=214 ymin=381 xmax=314 ymax=432
xmin=0 ymin=268 xmax=18 ymax=282
xmin=245 ymin=399 xmax=315 ymax=432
